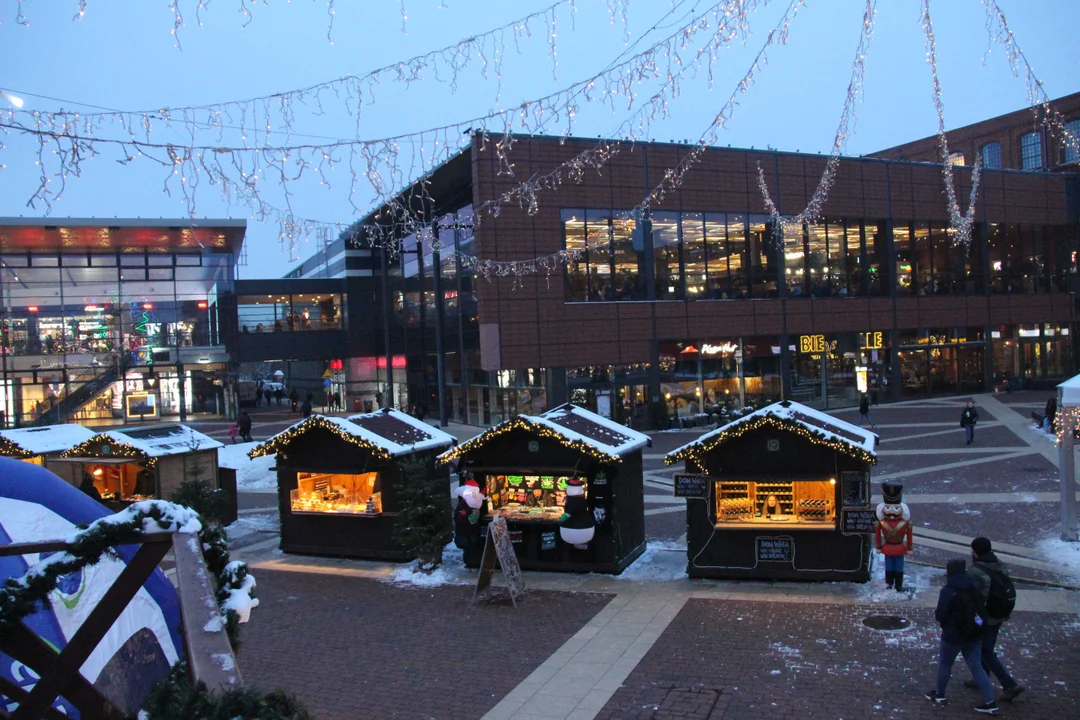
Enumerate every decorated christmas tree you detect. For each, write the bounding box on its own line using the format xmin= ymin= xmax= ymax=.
xmin=393 ymin=453 xmax=452 ymax=572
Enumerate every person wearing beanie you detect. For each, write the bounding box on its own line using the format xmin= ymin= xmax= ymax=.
xmin=968 ymin=537 xmax=1025 ymax=702
xmin=926 ymin=558 xmax=999 ymax=714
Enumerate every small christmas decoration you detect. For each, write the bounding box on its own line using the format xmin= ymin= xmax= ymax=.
xmin=558 ymin=478 xmax=595 ymax=549
xmin=453 ymin=477 xmax=487 ymax=551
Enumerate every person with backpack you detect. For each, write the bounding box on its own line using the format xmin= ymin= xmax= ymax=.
xmin=960 ymin=401 xmax=979 ymax=445
xmin=926 ymin=558 xmax=998 ymax=714
xmin=968 ymin=537 xmax=1025 ymax=702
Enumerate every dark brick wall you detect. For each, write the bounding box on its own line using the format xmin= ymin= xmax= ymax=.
xmin=467 ymin=134 xmax=1075 ymax=371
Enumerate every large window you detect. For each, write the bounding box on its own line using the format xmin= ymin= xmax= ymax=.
xmin=1020 ymin=131 xmax=1043 ymax=170
xmin=980 ymin=142 xmax=1002 ymax=169
xmin=1064 ymin=120 xmax=1080 ymax=164
xmin=237 ymin=293 xmax=345 ymax=333
xmin=652 ymin=212 xmax=682 ymax=300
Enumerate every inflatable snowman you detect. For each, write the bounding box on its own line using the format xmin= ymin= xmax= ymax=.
xmin=558 ymin=477 xmax=595 ymax=548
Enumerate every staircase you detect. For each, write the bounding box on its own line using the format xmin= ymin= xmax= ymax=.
xmin=28 ymin=365 xmax=120 ymax=427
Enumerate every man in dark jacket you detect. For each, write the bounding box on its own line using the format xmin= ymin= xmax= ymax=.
xmin=857 ymin=393 xmax=876 ymax=428
xmin=237 ymin=410 xmax=253 ymax=442
xmin=301 ymin=394 xmax=313 ymax=418
xmin=926 ymin=558 xmax=998 ymax=714
xmin=960 ymin=401 xmax=979 ymax=445
xmin=968 ymin=537 xmax=1025 ymax=701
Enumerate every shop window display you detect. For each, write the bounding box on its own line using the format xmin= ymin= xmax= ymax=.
xmin=715 ymin=479 xmax=836 ymax=527
xmin=290 ymin=471 xmax=382 ymax=514
xmin=86 ymin=463 xmax=157 ymax=502
xmin=484 ymin=474 xmax=582 ymax=523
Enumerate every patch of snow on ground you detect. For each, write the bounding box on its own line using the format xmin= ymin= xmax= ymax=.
xmin=615 ymin=541 xmax=686 ymax=582
xmin=1027 ymin=424 xmax=1058 ymax=445
xmin=382 ymin=543 xmax=473 ymax=587
xmin=218 ymin=442 xmax=277 ymax=492
xmin=1036 ymin=537 xmax=1080 ymax=578
xmin=854 ymin=559 xmax=937 ymax=604
xmin=226 ymin=511 xmax=279 ymax=541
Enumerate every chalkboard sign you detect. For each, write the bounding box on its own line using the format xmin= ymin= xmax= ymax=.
xmin=474 ymin=517 xmax=525 ymax=606
xmin=673 ymin=473 xmax=709 ymax=498
xmin=841 ymin=471 xmax=868 ymax=508
xmin=841 ymin=508 xmax=877 ymax=534
xmin=756 ymin=536 xmax=794 ymax=563
xmin=541 ymin=531 xmax=556 ymax=551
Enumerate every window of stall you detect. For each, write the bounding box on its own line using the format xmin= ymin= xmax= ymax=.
xmin=290 ymin=471 xmax=382 ymax=514
xmin=484 ymin=474 xmax=584 ymax=522
xmin=714 ymin=478 xmax=836 ymax=527
xmin=87 ymin=462 xmax=156 ymax=501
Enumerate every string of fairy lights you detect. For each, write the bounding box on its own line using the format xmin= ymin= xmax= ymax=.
xmin=436 ymin=415 xmax=624 ymax=465
xmin=919 ymin=0 xmax=981 ymax=248
xmin=0 ymin=0 xmax=749 ymax=245
xmin=755 ymin=0 xmax=876 ymax=250
xmin=0 ymin=1 xmax=1073 ymax=282
xmin=979 ymin=0 xmax=1080 ymax=161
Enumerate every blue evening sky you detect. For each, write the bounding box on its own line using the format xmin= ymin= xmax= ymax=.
xmin=1 ymin=0 xmax=1077 ymax=279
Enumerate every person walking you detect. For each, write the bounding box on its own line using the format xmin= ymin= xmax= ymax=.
xmin=960 ymin=401 xmax=979 ymax=446
xmin=926 ymin=558 xmax=998 ymax=714
xmin=967 ymin=537 xmax=1025 ymax=702
xmin=302 ymin=394 xmax=313 ymax=418
xmin=289 ymin=388 xmax=300 ymax=413
xmin=274 ymin=386 xmax=283 ymax=406
xmin=857 ymin=393 xmax=877 ymax=429
xmin=238 ymin=410 xmax=253 ymax=442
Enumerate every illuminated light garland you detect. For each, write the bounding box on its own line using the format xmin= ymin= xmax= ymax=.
xmin=919 ymin=0 xmax=981 ymax=248
xmin=979 ymin=0 xmax=1079 ymax=162
xmin=664 ymin=413 xmax=878 ymax=466
xmin=756 ymin=0 xmax=876 ymax=240
xmin=248 ymin=415 xmax=395 ymax=461
xmin=1 ymin=0 xmax=755 ymax=263
xmin=437 ymin=416 xmax=624 ymax=466
xmin=0 ymin=436 xmax=34 ymax=459
xmin=60 ymin=435 xmax=159 ymax=469
xmin=1054 ymin=406 xmax=1080 ymax=446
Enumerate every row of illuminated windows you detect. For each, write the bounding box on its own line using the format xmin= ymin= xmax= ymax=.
xmin=237 ymin=294 xmax=345 ymax=333
xmin=563 ymin=209 xmax=1076 ymax=302
xmin=972 ymin=120 xmax=1080 ymax=171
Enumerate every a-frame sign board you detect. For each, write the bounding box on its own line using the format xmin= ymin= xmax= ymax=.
xmin=472 ymin=516 xmax=525 ymax=606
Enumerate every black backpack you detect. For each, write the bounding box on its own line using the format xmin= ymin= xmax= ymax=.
xmin=981 ymin=567 xmax=1017 ymax=619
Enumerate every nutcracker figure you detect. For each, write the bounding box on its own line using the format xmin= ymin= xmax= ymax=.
xmin=875 ymin=482 xmax=913 ymax=591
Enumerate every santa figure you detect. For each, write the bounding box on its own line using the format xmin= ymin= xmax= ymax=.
xmin=875 ymin=481 xmax=913 ymax=591
xmin=453 ymin=477 xmax=487 ymax=550
xmin=558 ymin=478 xmax=595 ymax=548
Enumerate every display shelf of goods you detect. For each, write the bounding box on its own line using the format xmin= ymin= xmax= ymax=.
xmin=290 ymin=471 xmax=382 ymax=515
xmin=484 ymin=473 xmax=581 ymax=523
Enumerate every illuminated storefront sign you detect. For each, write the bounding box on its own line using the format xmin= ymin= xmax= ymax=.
xmin=860 ymin=331 xmax=884 ymax=350
xmin=701 ymin=342 xmax=738 ymax=356
xmin=799 ymin=335 xmax=827 ymax=354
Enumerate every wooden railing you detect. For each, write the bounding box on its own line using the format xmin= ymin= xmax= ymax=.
xmin=0 ymin=532 xmax=241 ymax=720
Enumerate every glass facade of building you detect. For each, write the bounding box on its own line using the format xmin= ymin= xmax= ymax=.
xmin=1 ymin=243 xmax=235 ymax=427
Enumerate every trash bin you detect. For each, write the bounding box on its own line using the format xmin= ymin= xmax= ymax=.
xmin=353 ymin=397 xmax=362 ymax=412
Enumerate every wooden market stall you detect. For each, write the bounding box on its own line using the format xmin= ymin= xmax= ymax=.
xmin=0 ymin=424 xmax=97 ymax=485
xmin=438 ymin=404 xmax=650 ymax=574
xmin=57 ymin=424 xmax=226 ymax=512
xmin=249 ymin=409 xmax=456 ymax=561
xmin=666 ymin=400 xmax=878 ymax=581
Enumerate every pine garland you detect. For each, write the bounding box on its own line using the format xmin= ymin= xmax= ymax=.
xmin=0 ymin=500 xmax=256 ymax=648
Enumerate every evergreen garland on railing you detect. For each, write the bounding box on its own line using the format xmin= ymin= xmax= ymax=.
xmin=0 ymin=500 xmax=256 ymax=647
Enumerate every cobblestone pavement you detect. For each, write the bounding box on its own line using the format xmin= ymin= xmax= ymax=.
xmin=595 ymin=599 xmax=1080 ymax=719
xmin=237 ymin=569 xmax=612 ymax=720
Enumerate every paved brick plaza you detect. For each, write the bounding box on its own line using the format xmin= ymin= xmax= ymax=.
xmin=230 ymin=394 xmax=1080 ymax=719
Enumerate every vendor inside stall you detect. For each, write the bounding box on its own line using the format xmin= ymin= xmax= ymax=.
xmin=439 ymin=404 xmax=651 ymax=574
xmin=666 ymin=400 xmax=877 ymax=581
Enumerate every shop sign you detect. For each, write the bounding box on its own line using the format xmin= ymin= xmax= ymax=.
xmin=673 ymin=473 xmax=709 ymax=498
xmin=841 ymin=471 xmax=868 ymax=507
xmin=527 ymin=440 xmax=540 ymax=453
xmin=860 ymin=331 xmax=884 ymax=350
xmin=799 ymin=335 xmax=830 ymax=353
xmin=474 ymin=516 xmax=525 ymax=606
xmin=701 ymin=342 xmax=737 ymax=355
xmin=841 ymin=509 xmax=877 ymax=534
xmin=541 ymin=531 xmax=557 ymax=551
xmin=756 ymin=536 xmax=794 ymax=563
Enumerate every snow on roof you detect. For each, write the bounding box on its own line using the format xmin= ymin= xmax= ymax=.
xmin=0 ymin=424 xmax=97 ymax=457
xmin=438 ymin=404 xmax=650 ymax=465
xmin=1059 ymin=373 xmax=1080 ymax=406
xmin=63 ymin=424 xmax=223 ymax=459
xmin=249 ymin=409 xmax=454 ymax=460
xmin=665 ymin=400 xmax=878 ymax=465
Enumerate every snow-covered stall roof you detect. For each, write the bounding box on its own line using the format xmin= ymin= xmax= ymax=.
xmin=0 ymin=424 xmax=96 ymax=458
xmin=61 ymin=424 xmax=223 ymax=460
xmin=438 ymin=403 xmax=651 ymax=466
xmin=1059 ymin=374 xmax=1080 ymax=406
xmin=248 ymin=409 xmax=454 ymax=460
xmin=665 ymin=400 xmax=878 ymax=466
